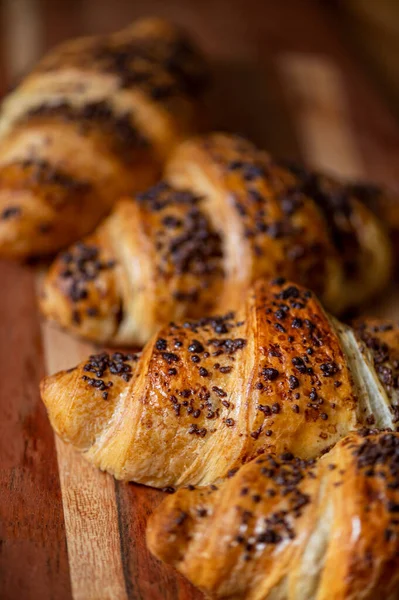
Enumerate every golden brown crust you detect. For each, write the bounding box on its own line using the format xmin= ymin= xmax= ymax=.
xmin=0 ymin=127 xmax=156 ymax=258
xmin=278 ymin=163 xmax=396 ymax=308
xmin=167 ymin=133 xmax=392 ymax=314
xmin=353 ymin=318 xmax=399 ymax=415
xmin=147 ymin=430 xmax=399 ymax=600
xmin=35 ymin=18 xmax=208 ymax=108
xmin=40 ymin=279 xmax=398 ymax=487
xmin=41 ymin=182 xmax=224 ymax=345
xmin=167 ymin=133 xmax=343 ymax=312
xmin=41 ymin=351 xmax=140 ymax=449
xmin=240 ymin=280 xmax=358 ymax=461
xmin=41 ymin=133 xmax=393 ymax=346
xmin=40 ymin=230 xmax=121 ymax=342
xmin=0 ymin=18 xmax=208 ymax=258
xmin=345 ymin=181 xmax=399 ymax=263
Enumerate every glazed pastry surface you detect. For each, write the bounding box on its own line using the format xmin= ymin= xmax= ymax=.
xmin=41 ymin=278 xmax=399 ymax=488
xmin=41 ymin=133 xmax=393 ymax=345
xmin=0 ymin=18 xmax=208 ymax=257
xmin=148 ymin=429 xmax=399 ymax=600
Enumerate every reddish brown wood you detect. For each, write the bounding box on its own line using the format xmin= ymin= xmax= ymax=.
xmin=0 ymin=262 xmax=71 ymax=600
xmin=115 ymin=483 xmax=203 ymax=600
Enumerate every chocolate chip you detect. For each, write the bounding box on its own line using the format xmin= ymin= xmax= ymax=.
xmin=156 ymin=338 xmax=167 ymax=351
xmin=188 ymin=340 xmax=204 ymax=353
xmin=263 ymin=368 xmax=280 ymax=381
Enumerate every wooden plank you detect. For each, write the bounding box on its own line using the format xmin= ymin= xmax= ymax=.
xmin=55 ymin=440 xmax=128 ymax=600
xmin=0 ymin=263 xmax=71 ymax=600
xmin=41 ymin=323 xmax=129 ymax=600
xmin=115 ymin=484 xmax=203 ymax=600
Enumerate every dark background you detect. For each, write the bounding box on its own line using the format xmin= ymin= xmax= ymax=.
xmin=1 ymin=0 xmax=399 ymax=154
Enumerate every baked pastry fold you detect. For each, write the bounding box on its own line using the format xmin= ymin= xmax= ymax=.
xmin=0 ymin=18 xmax=208 ymax=257
xmin=41 ymin=278 xmax=399 ymax=488
xmin=41 ymin=133 xmax=393 ymax=345
xmin=147 ymin=428 xmax=399 ymax=600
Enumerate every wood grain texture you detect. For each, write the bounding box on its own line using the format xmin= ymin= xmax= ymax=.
xmin=115 ymin=484 xmax=203 ymax=600
xmin=0 ymin=263 xmax=71 ymax=600
xmin=1 ymin=1 xmax=399 ymax=599
xmin=55 ymin=439 xmax=128 ymax=600
xmin=41 ymin=323 xmax=129 ymax=600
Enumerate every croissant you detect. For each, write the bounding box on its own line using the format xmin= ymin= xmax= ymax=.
xmin=40 ymin=132 xmax=393 ymax=346
xmin=279 ymin=158 xmax=399 ymax=265
xmin=147 ymin=428 xmax=399 ymax=600
xmin=0 ymin=18 xmax=208 ymax=258
xmin=40 ymin=278 xmax=399 ymax=488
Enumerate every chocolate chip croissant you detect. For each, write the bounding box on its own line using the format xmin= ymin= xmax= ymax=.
xmin=0 ymin=18 xmax=208 ymax=258
xmin=147 ymin=429 xmax=399 ymax=600
xmin=40 ymin=133 xmax=393 ymax=346
xmin=40 ymin=278 xmax=399 ymax=488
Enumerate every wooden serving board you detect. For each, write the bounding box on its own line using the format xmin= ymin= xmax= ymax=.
xmin=1 ymin=1 xmax=399 ymax=599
